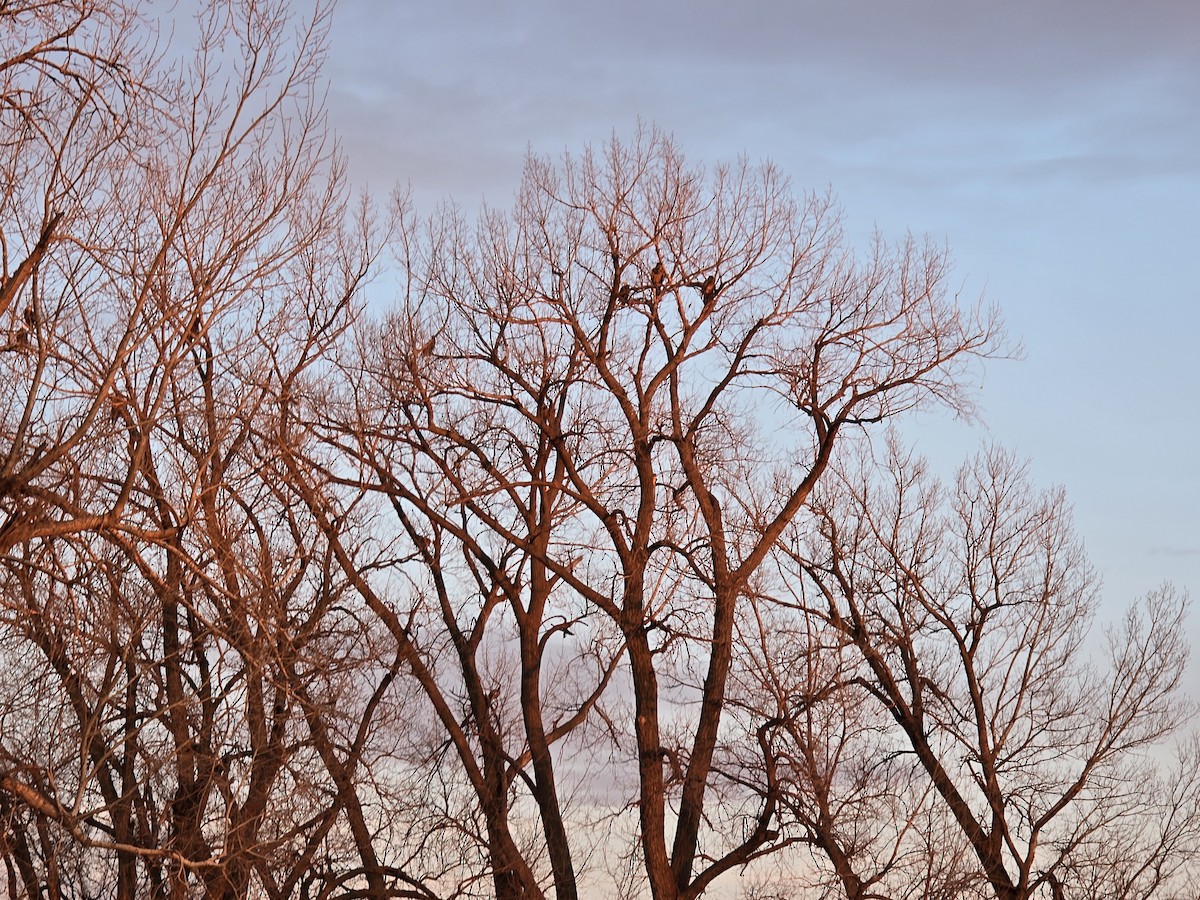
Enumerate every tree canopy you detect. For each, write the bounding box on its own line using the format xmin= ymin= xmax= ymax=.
xmin=0 ymin=3 xmax=1196 ymax=900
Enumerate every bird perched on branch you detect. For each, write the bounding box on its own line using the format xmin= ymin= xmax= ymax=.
xmin=701 ymin=274 xmax=717 ymax=305
xmin=650 ymin=261 xmax=667 ymax=292
xmin=109 ymin=390 xmax=129 ymax=423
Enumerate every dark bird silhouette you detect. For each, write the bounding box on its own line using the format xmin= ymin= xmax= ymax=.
xmin=701 ymin=275 xmax=717 ymax=304
xmin=186 ymin=314 xmax=203 ymax=341
xmin=650 ymin=261 xmax=667 ymax=292
xmin=617 ymin=283 xmax=632 ymax=304
xmin=22 ymin=306 xmax=37 ymax=328
xmin=670 ymin=484 xmax=689 ymax=508
xmin=6 ymin=328 xmax=30 ymax=351
xmin=109 ymin=390 xmax=128 ymax=423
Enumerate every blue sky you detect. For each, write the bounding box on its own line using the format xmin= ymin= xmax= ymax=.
xmin=325 ymin=0 xmax=1200 ymax=641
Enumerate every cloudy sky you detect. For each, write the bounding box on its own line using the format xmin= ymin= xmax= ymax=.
xmin=325 ymin=1 xmax=1200 ymax=634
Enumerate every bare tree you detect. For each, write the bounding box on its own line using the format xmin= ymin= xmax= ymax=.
xmin=785 ymin=439 xmax=1198 ymax=900
xmin=726 ymin=596 xmax=986 ymax=900
xmin=297 ymin=126 xmax=1005 ymax=900
xmin=0 ymin=1 xmax=411 ymax=897
xmin=2 ymin=4 xmax=1194 ymax=898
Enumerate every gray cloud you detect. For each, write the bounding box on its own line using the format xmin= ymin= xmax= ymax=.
xmin=327 ymin=0 xmax=1200 ymax=203
xmin=1149 ymin=546 xmax=1200 ymax=559
xmin=324 ymin=0 xmax=1200 ymax=616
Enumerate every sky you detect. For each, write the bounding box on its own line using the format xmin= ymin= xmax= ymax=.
xmin=324 ymin=0 xmax=1200 ymax=649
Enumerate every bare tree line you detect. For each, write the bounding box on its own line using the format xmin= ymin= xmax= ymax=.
xmin=1 ymin=2 xmax=1197 ymax=899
